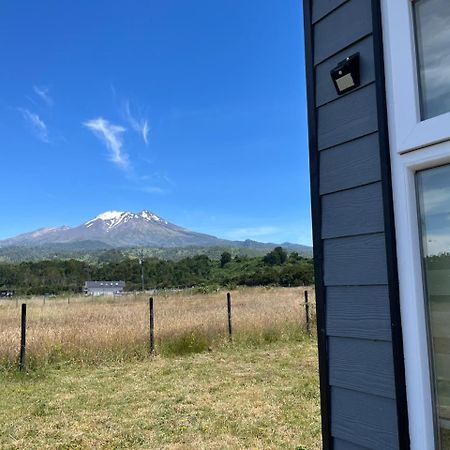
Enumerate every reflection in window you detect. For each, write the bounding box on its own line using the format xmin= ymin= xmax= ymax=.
xmin=414 ymin=0 xmax=450 ymax=120
xmin=417 ymin=163 xmax=450 ymax=448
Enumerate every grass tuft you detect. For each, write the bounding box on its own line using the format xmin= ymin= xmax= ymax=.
xmin=159 ymin=329 xmax=211 ymax=356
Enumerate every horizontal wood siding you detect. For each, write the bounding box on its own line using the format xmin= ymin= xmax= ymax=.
xmin=327 ymin=286 xmax=392 ymax=341
xmin=313 ymin=0 xmax=372 ymax=64
xmin=324 ymin=234 xmax=388 ymax=286
xmin=317 ymin=84 xmax=378 ymax=150
xmin=334 ymin=438 xmax=372 ymax=450
xmin=320 ymin=133 xmax=381 ymax=195
xmin=312 ymin=0 xmax=348 ymax=24
xmin=329 ymin=337 xmax=396 ymax=398
xmin=305 ymin=0 xmax=405 ymax=447
xmin=322 ymin=182 xmax=384 ymax=238
xmin=316 ymin=35 xmax=375 ymax=107
xmin=331 ymin=388 xmax=399 ymax=449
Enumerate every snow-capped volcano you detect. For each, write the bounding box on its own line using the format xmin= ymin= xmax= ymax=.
xmin=85 ymin=210 xmax=168 ymax=230
xmin=0 ymin=209 xmax=313 ymax=257
xmin=0 ymin=209 xmax=224 ymax=248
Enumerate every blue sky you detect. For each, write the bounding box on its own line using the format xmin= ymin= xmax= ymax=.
xmin=0 ymin=1 xmax=310 ymax=245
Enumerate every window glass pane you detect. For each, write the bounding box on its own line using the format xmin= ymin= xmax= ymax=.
xmin=417 ymin=163 xmax=450 ymax=448
xmin=414 ymin=0 xmax=450 ymax=120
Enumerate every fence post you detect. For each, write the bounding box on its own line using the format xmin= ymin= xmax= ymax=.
xmin=227 ymin=292 xmax=233 ymax=342
xmin=149 ymin=297 xmax=155 ymax=354
xmin=43 ymin=295 xmax=46 ymax=306
xmin=304 ymin=290 xmax=311 ymax=335
xmin=19 ymin=304 xmax=27 ymax=371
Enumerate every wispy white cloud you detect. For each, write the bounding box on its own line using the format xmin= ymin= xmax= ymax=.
xmin=33 ymin=86 xmax=53 ymax=107
xmin=83 ymin=117 xmax=129 ymax=170
xmin=415 ymin=3 xmax=450 ymax=117
xmin=137 ymin=172 xmax=174 ymax=195
xmin=123 ymin=100 xmax=149 ymax=145
xmin=18 ymin=108 xmax=49 ymax=143
xmin=423 ymin=187 xmax=450 ymax=214
xmin=139 ymin=185 xmax=167 ymax=194
xmin=140 ymin=172 xmax=174 ymax=185
xmin=141 ymin=120 xmax=150 ymax=145
xmin=110 ymin=83 xmax=117 ymax=99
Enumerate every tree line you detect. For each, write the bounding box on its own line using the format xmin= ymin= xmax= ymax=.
xmin=0 ymin=247 xmax=314 ymax=295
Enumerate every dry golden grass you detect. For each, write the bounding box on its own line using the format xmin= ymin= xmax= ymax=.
xmin=0 ymin=287 xmax=320 ymax=448
xmin=0 ymin=287 xmax=315 ymax=369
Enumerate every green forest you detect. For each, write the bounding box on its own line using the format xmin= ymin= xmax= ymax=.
xmin=0 ymin=247 xmax=314 ymax=296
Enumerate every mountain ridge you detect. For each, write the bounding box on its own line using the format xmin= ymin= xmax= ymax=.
xmin=0 ymin=209 xmax=312 ymax=257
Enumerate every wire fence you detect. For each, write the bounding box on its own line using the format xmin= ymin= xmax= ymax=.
xmin=0 ymin=287 xmax=316 ymax=371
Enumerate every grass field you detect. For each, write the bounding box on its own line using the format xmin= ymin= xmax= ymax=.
xmin=0 ymin=287 xmax=315 ymax=369
xmin=0 ymin=337 xmax=320 ymax=449
xmin=0 ymin=287 xmax=320 ymax=448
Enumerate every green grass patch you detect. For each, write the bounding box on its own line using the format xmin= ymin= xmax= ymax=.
xmin=0 ymin=338 xmax=320 ymax=450
xmin=158 ymin=329 xmax=211 ymax=357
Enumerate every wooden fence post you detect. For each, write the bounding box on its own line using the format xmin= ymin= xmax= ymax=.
xmin=227 ymin=292 xmax=233 ymax=342
xmin=19 ymin=304 xmax=27 ymax=371
xmin=305 ymin=290 xmax=311 ymax=335
xmin=149 ymin=297 xmax=155 ymax=354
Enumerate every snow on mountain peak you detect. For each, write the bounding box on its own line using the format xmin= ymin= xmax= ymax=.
xmin=139 ymin=210 xmax=167 ymax=223
xmin=84 ymin=209 xmax=168 ymax=229
xmin=85 ymin=211 xmax=126 ymax=229
xmin=95 ymin=211 xmax=125 ymax=221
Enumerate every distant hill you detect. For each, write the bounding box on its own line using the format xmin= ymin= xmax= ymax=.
xmin=0 ymin=210 xmax=312 ymax=262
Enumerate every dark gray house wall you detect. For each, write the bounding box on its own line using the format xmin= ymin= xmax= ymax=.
xmin=303 ymin=1 xmax=409 ymax=449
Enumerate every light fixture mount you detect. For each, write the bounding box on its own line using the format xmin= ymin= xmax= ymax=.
xmin=330 ymin=53 xmax=360 ymax=95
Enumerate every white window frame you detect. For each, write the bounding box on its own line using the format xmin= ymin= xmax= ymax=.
xmin=382 ymin=0 xmax=450 ymax=155
xmin=390 ymin=143 xmax=450 ymax=450
xmin=382 ymin=0 xmax=450 ymax=449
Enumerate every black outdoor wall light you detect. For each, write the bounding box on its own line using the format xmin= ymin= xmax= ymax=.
xmin=330 ymin=53 xmax=360 ymax=95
